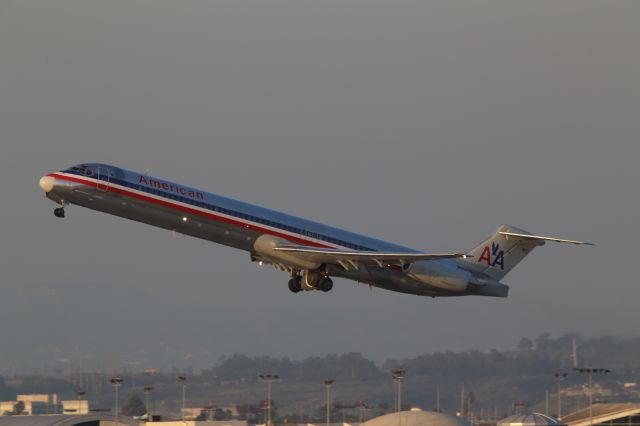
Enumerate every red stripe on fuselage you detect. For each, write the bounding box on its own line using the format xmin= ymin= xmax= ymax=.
xmin=50 ymin=173 xmax=405 ymax=273
xmin=50 ymin=173 xmax=331 ymax=249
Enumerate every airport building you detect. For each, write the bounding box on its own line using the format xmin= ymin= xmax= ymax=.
xmin=0 ymin=414 xmax=138 ymax=426
xmin=0 ymin=408 xmax=470 ymax=426
xmin=61 ymin=400 xmax=90 ymax=415
xmin=0 ymin=418 xmax=247 ymax=426
xmin=1 ymin=402 xmax=638 ymax=426
xmin=146 ymin=421 xmax=248 ymax=426
xmin=0 ymin=394 xmax=61 ymax=415
xmin=497 ymin=413 xmax=563 ymax=426
xmin=0 ymin=394 xmax=88 ymax=416
xmin=362 ymin=408 xmax=472 ymax=426
xmin=562 ymin=403 xmax=640 ymax=426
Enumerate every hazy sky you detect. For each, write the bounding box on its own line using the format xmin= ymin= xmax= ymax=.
xmin=1 ymin=0 xmax=639 ymax=373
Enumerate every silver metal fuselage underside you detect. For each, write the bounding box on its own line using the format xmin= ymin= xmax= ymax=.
xmin=42 ymin=165 xmax=508 ymax=297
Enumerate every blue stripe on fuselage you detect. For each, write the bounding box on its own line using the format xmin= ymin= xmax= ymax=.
xmin=63 ymin=164 xmax=418 ymax=254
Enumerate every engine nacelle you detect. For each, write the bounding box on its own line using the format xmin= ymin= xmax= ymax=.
xmin=253 ymin=235 xmax=322 ymax=270
xmin=408 ymin=260 xmax=471 ymax=293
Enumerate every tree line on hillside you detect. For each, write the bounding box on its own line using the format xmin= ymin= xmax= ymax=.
xmin=200 ymin=333 xmax=640 ymax=383
xmin=201 ymin=352 xmax=384 ymax=382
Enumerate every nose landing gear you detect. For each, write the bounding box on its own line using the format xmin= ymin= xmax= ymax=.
xmin=53 ymin=207 xmax=65 ymax=218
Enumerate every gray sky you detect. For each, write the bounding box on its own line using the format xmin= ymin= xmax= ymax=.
xmin=1 ymin=0 xmax=639 ymax=373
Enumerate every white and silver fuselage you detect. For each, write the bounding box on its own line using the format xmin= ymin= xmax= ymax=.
xmin=39 ymin=163 xmax=508 ymax=297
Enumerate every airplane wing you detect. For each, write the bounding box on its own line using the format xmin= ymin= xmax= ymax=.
xmin=273 ymin=245 xmax=468 ymax=270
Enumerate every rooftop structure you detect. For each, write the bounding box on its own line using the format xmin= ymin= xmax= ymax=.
xmin=60 ymin=401 xmax=89 ymax=415
xmin=0 ymin=414 xmax=138 ymax=426
xmin=144 ymin=421 xmax=248 ymax=426
xmin=363 ymin=408 xmax=471 ymax=426
xmin=562 ymin=403 xmax=640 ymax=426
xmin=497 ymin=413 xmax=563 ymax=426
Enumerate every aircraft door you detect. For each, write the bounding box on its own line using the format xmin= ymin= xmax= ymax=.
xmin=96 ymin=166 xmax=111 ymax=192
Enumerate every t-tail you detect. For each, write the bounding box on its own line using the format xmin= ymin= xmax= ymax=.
xmin=457 ymin=224 xmax=593 ymax=281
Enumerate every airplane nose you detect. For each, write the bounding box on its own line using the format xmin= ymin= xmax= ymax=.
xmin=39 ymin=175 xmax=55 ymax=193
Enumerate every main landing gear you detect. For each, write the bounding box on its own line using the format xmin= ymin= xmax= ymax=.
xmin=318 ymin=277 xmax=333 ymax=292
xmin=53 ymin=207 xmax=65 ymax=218
xmin=288 ymin=271 xmax=333 ymax=293
xmin=288 ymin=276 xmax=302 ymax=293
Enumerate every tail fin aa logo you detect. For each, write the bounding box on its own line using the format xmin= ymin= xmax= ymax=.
xmin=478 ymin=242 xmax=505 ymax=270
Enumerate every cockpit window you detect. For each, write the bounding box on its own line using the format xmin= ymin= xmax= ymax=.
xmin=66 ymin=164 xmax=93 ymax=176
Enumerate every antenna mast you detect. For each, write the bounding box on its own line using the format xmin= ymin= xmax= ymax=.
xmin=570 ymin=338 xmax=578 ymax=369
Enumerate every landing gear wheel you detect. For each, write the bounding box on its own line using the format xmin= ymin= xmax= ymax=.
xmin=319 ymin=277 xmax=333 ymax=292
xmin=54 ymin=207 xmax=65 ymax=218
xmin=288 ymin=276 xmax=302 ymax=293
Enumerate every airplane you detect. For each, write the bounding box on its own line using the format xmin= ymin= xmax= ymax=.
xmin=38 ymin=163 xmax=592 ymax=298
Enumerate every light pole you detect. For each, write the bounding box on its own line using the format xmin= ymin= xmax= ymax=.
xmin=545 ymin=391 xmax=550 ymax=416
xmin=178 ymin=375 xmax=187 ymax=420
xmin=76 ymin=389 xmax=86 ymax=415
xmin=109 ymin=377 xmax=123 ymax=426
xmin=324 ymin=379 xmax=334 ymax=426
xmin=554 ymin=373 xmax=568 ymax=419
xmin=144 ymin=386 xmax=154 ymax=417
xmin=574 ymin=367 xmax=611 ymax=426
xmin=259 ymin=374 xmax=278 ymax=426
xmin=391 ymin=369 xmax=405 ymax=412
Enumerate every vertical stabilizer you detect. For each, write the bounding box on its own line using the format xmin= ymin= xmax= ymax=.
xmin=458 ymin=225 xmax=544 ymax=280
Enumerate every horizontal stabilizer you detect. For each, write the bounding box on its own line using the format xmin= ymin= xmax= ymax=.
xmin=498 ymin=231 xmax=594 ymax=245
xmin=459 ymin=224 xmax=593 ymax=281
